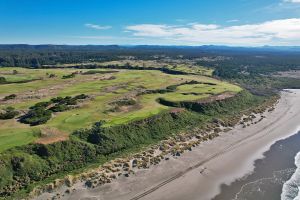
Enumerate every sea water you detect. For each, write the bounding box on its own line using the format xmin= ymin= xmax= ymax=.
xmin=213 ymin=131 xmax=300 ymax=200
xmin=281 ymin=152 xmax=300 ymax=200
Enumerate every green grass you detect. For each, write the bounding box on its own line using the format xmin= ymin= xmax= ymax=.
xmin=105 ymin=94 xmax=170 ymax=126
xmin=0 ymin=67 xmax=241 ymax=151
xmin=0 ymin=130 xmax=36 ymax=152
xmin=164 ymin=82 xmax=242 ymax=102
xmin=58 ymin=60 xmax=214 ymax=76
xmin=0 ymin=120 xmax=38 ymax=152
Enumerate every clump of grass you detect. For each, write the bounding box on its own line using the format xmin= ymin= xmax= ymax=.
xmin=3 ymin=94 xmax=17 ymax=101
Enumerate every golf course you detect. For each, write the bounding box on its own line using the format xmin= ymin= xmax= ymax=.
xmin=0 ymin=65 xmax=241 ymax=152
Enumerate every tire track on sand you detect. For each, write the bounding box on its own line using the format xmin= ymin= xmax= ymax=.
xmin=130 ymin=101 xmax=294 ymax=200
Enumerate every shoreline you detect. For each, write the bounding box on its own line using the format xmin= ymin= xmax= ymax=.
xmin=213 ymin=130 xmax=300 ymax=200
xmin=134 ymin=89 xmax=300 ymax=200
xmin=35 ymin=89 xmax=300 ymax=200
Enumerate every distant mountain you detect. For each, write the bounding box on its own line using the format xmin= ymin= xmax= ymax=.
xmin=1 ymin=44 xmax=300 ymax=52
xmin=0 ymin=44 xmax=121 ymax=51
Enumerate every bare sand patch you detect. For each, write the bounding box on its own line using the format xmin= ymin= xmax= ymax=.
xmin=35 ymin=127 xmax=69 ymax=145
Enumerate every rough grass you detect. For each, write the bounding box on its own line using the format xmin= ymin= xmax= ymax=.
xmin=58 ymin=60 xmax=214 ymax=76
xmin=0 ymin=67 xmax=241 ymax=151
xmin=164 ymin=82 xmax=242 ymax=102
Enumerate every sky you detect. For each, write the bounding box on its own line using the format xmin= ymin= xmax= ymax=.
xmin=1 ymin=0 xmax=300 ymax=46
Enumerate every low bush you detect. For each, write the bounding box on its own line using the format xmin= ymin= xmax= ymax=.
xmin=21 ymin=94 xmax=89 ymax=126
xmin=82 ymin=70 xmax=116 ymax=75
xmin=0 ymin=107 xmax=19 ymax=120
xmin=62 ymin=73 xmax=76 ymax=79
xmin=3 ymin=94 xmax=17 ymax=101
xmin=74 ymin=111 xmax=200 ymax=155
xmin=48 ymin=74 xmax=56 ymax=78
xmin=0 ymin=140 xmax=97 ymax=197
xmin=74 ymin=94 xmax=89 ymax=100
xmin=113 ymin=98 xmax=136 ymax=106
xmin=20 ymin=107 xmax=52 ymax=126
xmin=49 ymin=104 xmax=69 ymax=112
xmin=30 ymin=101 xmax=52 ymax=110
xmin=0 ymin=77 xmax=6 ymax=84
xmin=51 ymin=94 xmax=88 ymax=105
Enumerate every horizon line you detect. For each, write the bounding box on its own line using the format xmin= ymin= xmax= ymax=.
xmin=1 ymin=44 xmax=300 ymax=48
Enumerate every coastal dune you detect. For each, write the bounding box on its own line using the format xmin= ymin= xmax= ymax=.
xmin=60 ymin=90 xmax=300 ymax=200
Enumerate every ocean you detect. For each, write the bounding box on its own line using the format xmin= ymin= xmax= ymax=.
xmin=213 ymin=131 xmax=300 ymax=200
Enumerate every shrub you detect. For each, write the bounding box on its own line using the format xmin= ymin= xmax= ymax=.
xmin=62 ymin=73 xmax=75 ymax=79
xmin=3 ymin=94 xmax=17 ymax=101
xmin=0 ymin=77 xmax=6 ymax=84
xmin=113 ymin=98 xmax=136 ymax=106
xmin=49 ymin=74 xmax=56 ymax=78
xmin=82 ymin=70 xmax=116 ymax=75
xmin=0 ymin=107 xmax=19 ymax=120
xmin=0 ymin=140 xmax=97 ymax=196
xmin=20 ymin=107 xmax=52 ymax=126
xmin=21 ymin=94 xmax=89 ymax=125
xmin=52 ymin=96 xmax=76 ymax=105
xmin=74 ymin=111 xmax=199 ymax=155
xmin=50 ymin=96 xmax=64 ymax=103
xmin=30 ymin=101 xmax=52 ymax=109
xmin=49 ymin=104 xmax=69 ymax=112
xmin=74 ymin=94 xmax=89 ymax=100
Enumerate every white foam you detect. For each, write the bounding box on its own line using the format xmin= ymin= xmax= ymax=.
xmin=281 ymin=152 xmax=300 ymax=200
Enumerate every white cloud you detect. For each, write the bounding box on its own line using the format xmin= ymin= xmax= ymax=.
xmin=284 ymin=0 xmax=300 ymax=3
xmin=125 ymin=18 xmax=300 ymax=46
xmin=227 ymin=19 xmax=240 ymax=23
xmin=85 ymin=23 xmax=112 ymax=30
xmin=125 ymin=24 xmax=174 ymax=37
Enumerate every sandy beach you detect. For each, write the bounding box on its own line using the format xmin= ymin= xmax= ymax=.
xmin=38 ymin=89 xmax=300 ymax=200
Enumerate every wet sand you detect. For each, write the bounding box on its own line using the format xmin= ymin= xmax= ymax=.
xmin=213 ymin=131 xmax=300 ymax=200
xmin=39 ymin=89 xmax=300 ymax=200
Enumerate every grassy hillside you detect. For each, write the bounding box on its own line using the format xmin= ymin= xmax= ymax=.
xmin=0 ymin=90 xmax=266 ymax=199
xmin=0 ymin=66 xmax=240 ymax=153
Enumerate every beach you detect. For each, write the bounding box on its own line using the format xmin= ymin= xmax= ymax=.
xmin=39 ymin=89 xmax=300 ymax=200
xmin=213 ymin=131 xmax=300 ymax=200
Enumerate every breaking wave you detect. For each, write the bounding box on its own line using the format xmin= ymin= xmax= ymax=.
xmin=281 ymin=152 xmax=300 ymax=200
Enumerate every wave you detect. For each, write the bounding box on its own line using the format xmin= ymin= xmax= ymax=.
xmin=281 ymin=152 xmax=300 ymax=200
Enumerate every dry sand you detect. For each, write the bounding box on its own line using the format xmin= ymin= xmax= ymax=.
xmin=37 ymin=89 xmax=300 ymax=200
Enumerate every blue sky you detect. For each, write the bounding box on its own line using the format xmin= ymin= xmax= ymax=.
xmin=1 ymin=0 xmax=300 ymax=46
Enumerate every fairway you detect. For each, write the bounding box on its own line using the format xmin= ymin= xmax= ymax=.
xmin=0 ymin=120 xmax=38 ymax=152
xmin=0 ymin=66 xmax=241 ymax=152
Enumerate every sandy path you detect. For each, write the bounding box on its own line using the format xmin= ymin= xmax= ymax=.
xmin=38 ymin=89 xmax=300 ymax=200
